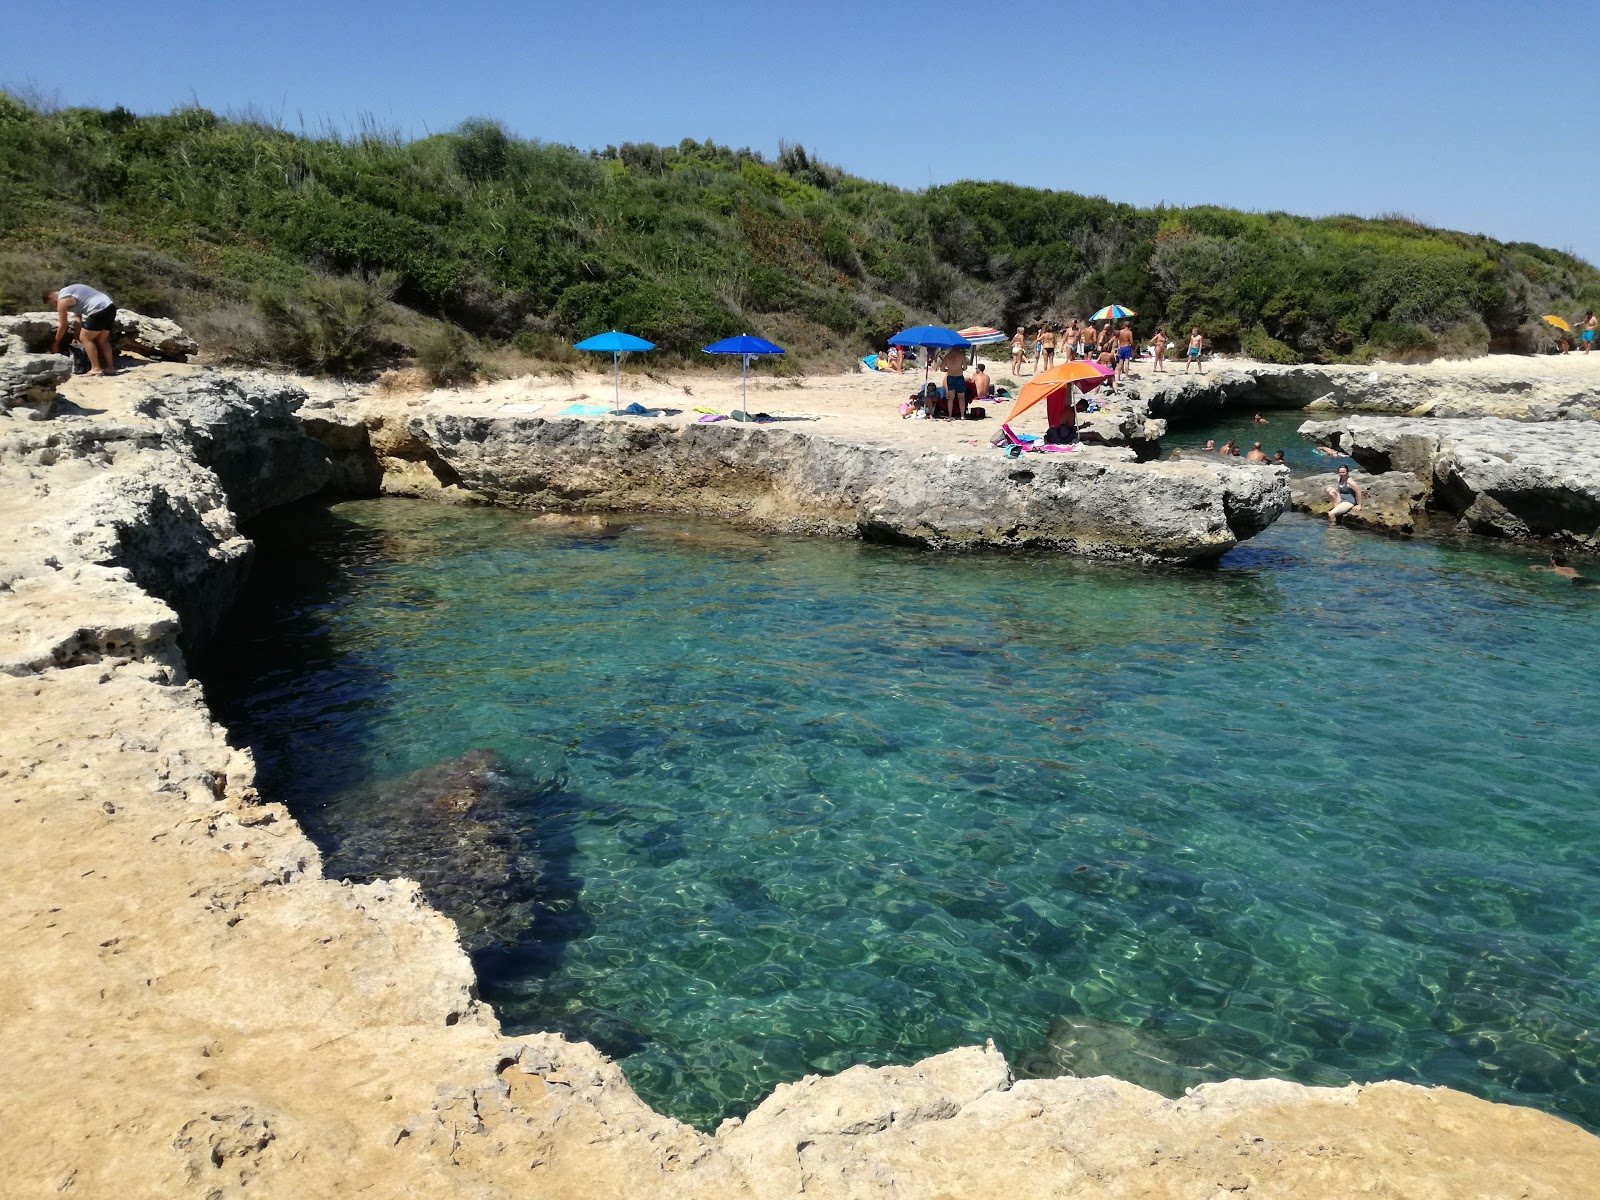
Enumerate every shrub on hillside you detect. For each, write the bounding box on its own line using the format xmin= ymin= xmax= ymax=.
xmin=252 ymin=275 xmax=393 ymax=376
xmin=416 ymin=326 xmax=480 ymax=387
xmin=1241 ymin=325 xmax=1299 ymax=363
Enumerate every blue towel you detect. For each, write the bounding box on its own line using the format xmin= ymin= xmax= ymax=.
xmin=562 ymin=403 xmax=610 ymax=415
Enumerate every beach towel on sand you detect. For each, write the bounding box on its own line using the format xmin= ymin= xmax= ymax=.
xmin=562 ymin=403 xmax=610 ymax=416
xmin=613 ymin=402 xmax=661 ymax=416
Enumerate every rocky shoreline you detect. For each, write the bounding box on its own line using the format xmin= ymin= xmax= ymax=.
xmin=4 ymin=361 xmax=1599 ymax=1196
xmin=1124 ymin=357 xmax=1600 ymax=424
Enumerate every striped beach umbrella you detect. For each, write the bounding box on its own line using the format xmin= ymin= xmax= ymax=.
xmin=1089 ymin=305 xmax=1137 ymax=321
xmin=956 ymin=325 xmax=1009 ymax=345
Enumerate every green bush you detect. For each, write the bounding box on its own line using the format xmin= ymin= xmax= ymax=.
xmin=416 ymin=326 xmax=480 ymax=386
xmin=252 ymin=275 xmax=392 ymax=376
xmin=1 ymin=92 xmax=1595 ymax=371
xmin=1241 ymin=325 xmax=1300 ymax=363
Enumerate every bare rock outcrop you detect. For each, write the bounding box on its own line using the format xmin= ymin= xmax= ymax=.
xmin=404 ymin=414 xmax=1288 ymax=562
xmin=1 ymin=369 xmax=330 ymax=659
xmin=0 ymin=307 xmax=199 ymax=362
xmin=0 ymin=329 xmax=72 ymax=417
xmin=1300 ymin=415 xmax=1600 ymax=545
xmin=1290 ymin=469 xmax=1428 ymax=534
xmin=1125 ymin=360 xmax=1600 ymax=424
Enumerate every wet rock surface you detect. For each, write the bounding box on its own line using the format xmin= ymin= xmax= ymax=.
xmin=1300 ymin=415 xmax=1600 ymax=546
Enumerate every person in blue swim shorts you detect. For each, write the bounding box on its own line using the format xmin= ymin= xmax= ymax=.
xmin=1583 ymin=311 xmax=1596 ymax=352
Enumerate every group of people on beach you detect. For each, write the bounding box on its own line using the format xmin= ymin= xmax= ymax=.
xmin=1010 ymin=322 xmax=1206 ymax=378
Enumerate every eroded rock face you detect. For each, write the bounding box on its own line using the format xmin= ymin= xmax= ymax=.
xmin=133 ymin=373 xmax=330 ymax=518
xmin=1291 ymin=469 xmax=1428 ymax=534
xmin=1300 ymin=415 xmax=1600 ymax=545
xmin=0 ymin=308 xmax=199 ymax=361
xmin=1124 ymin=361 xmax=1600 ymax=424
xmin=1 ymin=369 xmax=330 ymax=659
xmin=406 ymin=415 xmax=1288 ymax=563
xmin=0 ymin=331 xmax=71 ymax=417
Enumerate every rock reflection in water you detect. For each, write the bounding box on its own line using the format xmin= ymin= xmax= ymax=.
xmin=1016 ymin=1013 xmax=1224 ymax=1097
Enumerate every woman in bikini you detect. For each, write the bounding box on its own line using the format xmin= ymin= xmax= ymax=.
xmin=1011 ymin=326 xmax=1026 ymax=376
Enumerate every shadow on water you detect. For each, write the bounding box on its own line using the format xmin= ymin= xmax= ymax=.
xmin=195 ymin=500 xmax=610 ymax=1047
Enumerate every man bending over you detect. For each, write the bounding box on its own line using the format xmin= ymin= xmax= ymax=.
xmin=47 ymin=284 xmax=118 ymax=376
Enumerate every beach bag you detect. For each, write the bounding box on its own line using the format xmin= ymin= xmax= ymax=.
xmin=966 ymin=406 xmax=986 ymax=420
xmin=68 ymin=343 xmax=90 ymax=374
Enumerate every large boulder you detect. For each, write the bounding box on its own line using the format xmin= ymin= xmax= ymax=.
xmin=1300 ymin=415 xmax=1600 ymax=546
xmin=0 ymin=308 xmax=198 ymax=362
xmin=1290 ymin=469 xmax=1427 ymax=534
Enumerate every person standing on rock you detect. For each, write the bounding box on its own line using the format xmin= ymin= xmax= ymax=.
xmin=941 ymin=345 xmax=969 ymax=419
xmin=1325 ymin=465 xmax=1363 ymax=524
xmin=1151 ymin=327 xmax=1168 ymax=372
xmin=1184 ymin=327 xmax=1204 ymax=374
xmin=1115 ymin=322 xmax=1135 ymax=380
xmin=1039 ymin=325 xmax=1057 ymax=372
xmin=46 ymin=285 xmax=118 ymax=377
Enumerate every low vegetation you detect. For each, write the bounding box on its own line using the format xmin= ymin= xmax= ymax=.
xmin=1 ymin=92 xmax=1595 ymax=374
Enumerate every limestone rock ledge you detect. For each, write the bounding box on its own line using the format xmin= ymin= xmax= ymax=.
xmin=1299 ymin=415 xmax=1600 ymax=546
xmin=3 ymin=370 xmax=1599 ymax=1197
xmin=405 ymin=414 xmax=1288 ymax=562
xmin=1125 ymin=360 xmax=1600 ymax=424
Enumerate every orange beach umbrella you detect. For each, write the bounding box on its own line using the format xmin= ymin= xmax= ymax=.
xmin=1543 ymin=315 xmax=1572 ymax=332
xmin=1007 ymin=361 xmax=1113 ymax=423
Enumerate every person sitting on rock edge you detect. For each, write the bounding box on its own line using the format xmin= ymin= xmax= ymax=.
xmin=1326 ymin=465 xmax=1362 ymax=524
xmin=46 ymin=284 xmax=118 ymax=377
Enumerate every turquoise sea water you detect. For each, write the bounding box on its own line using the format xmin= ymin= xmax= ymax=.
xmin=200 ymin=497 xmax=1600 ymax=1131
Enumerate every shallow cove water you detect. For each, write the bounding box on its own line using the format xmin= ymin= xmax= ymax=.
xmin=200 ymin=499 xmax=1600 ymax=1132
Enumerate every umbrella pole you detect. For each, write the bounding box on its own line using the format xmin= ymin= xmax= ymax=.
xmin=613 ymin=351 xmax=620 ymax=407
xmin=741 ymin=354 xmax=749 ymax=415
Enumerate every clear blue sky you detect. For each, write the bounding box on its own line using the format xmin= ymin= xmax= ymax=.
xmin=5 ymin=0 xmax=1597 ymax=264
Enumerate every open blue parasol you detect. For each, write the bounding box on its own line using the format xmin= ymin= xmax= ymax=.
xmin=574 ymin=330 xmax=655 ymax=406
xmin=887 ymin=325 xmax=971 ymax=388
xmin=703 ymin=334 xmax=785 ymax=417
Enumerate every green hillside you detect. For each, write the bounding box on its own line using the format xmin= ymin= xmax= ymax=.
xmin=2 ymin=93 xmax=1596 ymax=373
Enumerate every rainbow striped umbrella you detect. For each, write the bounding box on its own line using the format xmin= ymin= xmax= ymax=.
xmin=957 ymin=325 xmax=1009 ymax=345
xmin=1090 ymin=305 xmax=1137 ymax=321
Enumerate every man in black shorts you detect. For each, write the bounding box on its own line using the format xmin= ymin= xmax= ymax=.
xmin=940 ymin=345 xmax=968 ymax=419
xmin=47 ymin=284 xmax=119 ymax=376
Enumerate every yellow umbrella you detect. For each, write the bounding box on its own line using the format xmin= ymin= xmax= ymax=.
xmin=1543 ymin=315 xmax=1572 ymax=332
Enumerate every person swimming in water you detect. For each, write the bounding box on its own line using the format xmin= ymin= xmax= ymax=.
xmin=1530 ymin=552 xmax=1591 ymax=583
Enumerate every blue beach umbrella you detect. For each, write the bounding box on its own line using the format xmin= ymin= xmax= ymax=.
xmin=574 ymin=330 xmax=656 ymax=406
xmin=703 ymin=334 xmax=785 ymax=416
xmin=887 ymin=325 xmax=972 ymax=388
